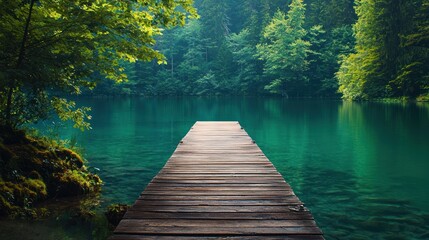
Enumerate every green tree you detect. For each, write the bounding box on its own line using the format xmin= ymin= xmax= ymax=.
xmin=388 ymin=0 xmax=429 ymax=97
xmin=175 ymin=20 xmax=207 ymax=93
xmin=337 ymin=0 xmax=387 ymax=100
xmin=227 ymin=29 xmax=261 ymax=93
xmin=257 ymin=0 xmax=310 ymax=97
xmin=199 ymin=0 xmax=230 ymax=62
xmin=305 ymin=25 xmax=328 ymax=96
xmin=306 ymin=0 xmax=356 ymax=30
xmin=337 ymin=0 xmax=428 ymax=100
xmin=0 ymin=0 xmax=197 ymax=129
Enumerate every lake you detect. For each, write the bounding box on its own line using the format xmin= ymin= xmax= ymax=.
xmin=2 ymin=97 xmax=429 ymax=239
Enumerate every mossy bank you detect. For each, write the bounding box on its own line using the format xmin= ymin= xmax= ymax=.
xmin=0 ymin=126 xmax=102 ymax=218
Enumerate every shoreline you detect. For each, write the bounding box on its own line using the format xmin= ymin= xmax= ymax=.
xmin=0 ymin=127 xmax=102 ymax=219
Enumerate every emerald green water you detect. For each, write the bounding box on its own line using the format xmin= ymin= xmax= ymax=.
xmin=2 ymin=97 xmax=429 ymax=239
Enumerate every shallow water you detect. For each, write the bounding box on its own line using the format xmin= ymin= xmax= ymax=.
xmin=2 ymin=97 xmax=429 ymax=239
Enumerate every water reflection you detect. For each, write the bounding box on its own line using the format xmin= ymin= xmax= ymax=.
xmin=295 ymin=167 xmax=429 ymax=239
xmin=336 ymin=102 xmax=429 ymax=211
xmin=83 ymin=98 xmax=429 ymax=207
xmin=0 ymin=195 xmax=110 ymax=240
xmin=10 ymin=97 xmax=429 ymax=240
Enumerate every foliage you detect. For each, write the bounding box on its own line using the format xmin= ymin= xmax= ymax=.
xmin=116 ymin=0 xmax=357 ymax=97
xmin=337 ymin=0 xmax=387 ymax=100
xmin=194 ymin=71 xmax=219 ymax=95
xmin=0 ymin=0 xmax=197 ymax=129
xmin=257 ymin=0 xmax=310 ymax=97
xmin=227 ymin=29 xmax=261 ymax=93
xmin=105 ymin=203 xmax=130 ymax=227
xmin=389 ymin=0 xmax=429 ymax=98
xmin=306 ymin=0 xmax=356 ymax=30
xmin=2 ymin=0 xmax=424 ymax=101
xmin=338 ymin=0 xmax=429 ymax=100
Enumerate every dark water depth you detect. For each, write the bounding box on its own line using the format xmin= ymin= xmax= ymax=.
xmin=3 ymin=97 xmax=429 ymax=239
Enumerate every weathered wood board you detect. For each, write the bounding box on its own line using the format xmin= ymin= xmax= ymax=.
xmin=111 ymin=121 xmax=323 ymax=239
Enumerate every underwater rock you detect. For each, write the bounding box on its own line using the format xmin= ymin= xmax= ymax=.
xmin=105 ymin=204 xmax=130 ymax=227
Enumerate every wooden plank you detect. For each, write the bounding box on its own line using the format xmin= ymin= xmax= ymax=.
xmin=111 ymin=121 xmax=323 ymax=239
xmin=133 ymin=200 xmax=303 ymax=206
xmin=153 ymin=175 xmax=285 ymax=178
xmin=111 ymin=235 xmax=324 ymax=240
xmin=116 ymin=219 xmax=318 ymax=228
xmin=163 ymin=165 xmax=274 ymax=167
xmin=138 ymin=195 xmax=299 ymax=201
xmin=153 ymin=173 xmax=283 ymax=177
xmin=151 ymin=179 xmax=286 ymax=183
xmin=144 ymin=187 xmax=290 ymax=191
xmin=123 ymin=211 xmax=315 ymax=220
xmin=140 ymin=191 xmax=294 ymax=196
xmin=159 ymin=171 xmax=280 ymax=173
xmin=129 ymin=205 xmax=308 ymax=213
xmin=146 ymin=183 xmax=290 ymax=187
xmin=114 ymin=226 xmax=322 ymax=235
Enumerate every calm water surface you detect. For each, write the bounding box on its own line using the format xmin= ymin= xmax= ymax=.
xmin=3 ymin=97 xmax=429 ymax=239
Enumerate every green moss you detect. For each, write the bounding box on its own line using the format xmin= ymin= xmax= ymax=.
xmin=416 ymin=93 xmax=429 ymax=102
xmin=54 ymin=170 xmax=102 ymax=197
xmin=0 ymin=177 xmax=47 ymax=212
xmin=56 ymin=149 xmax=84 ymax=168
xmin=22 ymin=178 xmax=48 ymax=199
xmin=0 ymin=195 xmax=17 ymax=216
xmin=105 ymin=204 xmax=130 ymax=227
xmin=0 ymin=127 xmax=102 ymax=219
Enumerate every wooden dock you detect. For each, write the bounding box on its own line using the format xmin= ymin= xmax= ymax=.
xmin=111 ymin=121 xmax=323 ymax=239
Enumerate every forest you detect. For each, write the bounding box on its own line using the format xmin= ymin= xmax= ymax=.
xmin=94 ymin=0 xmax=429 ymax=100
xmin=1 ymin=0 xmax=428 ymax=130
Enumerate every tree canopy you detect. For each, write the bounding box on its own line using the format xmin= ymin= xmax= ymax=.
xmin=337 ymin=0 xmax=429 ymax=100
xmin=1 ymin=0 xmax=428 ymax=131
xmin=0 ymin=0 xmax=197 ymax=129
xmin=105 ymin=0 xmax=426 ymax=100
xmin=99 ymin=0 xmax=358 ymax=97
xmin=257 ymin=0 xmax=310 ymax=97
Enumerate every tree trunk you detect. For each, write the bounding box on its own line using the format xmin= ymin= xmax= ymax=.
xmin=5 ymin=0 xmax=35 ymax=127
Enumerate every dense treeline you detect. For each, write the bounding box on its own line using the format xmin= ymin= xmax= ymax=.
xmin=338 ymin=0 xmax=429 ymax=100
xmin=1 ymin=0 xmax=428 ymax=130
xmin=96 ymin=0 xmax=356 ymax=97
xmin=96 ymin=0 xmax=427 ymax=100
